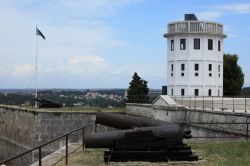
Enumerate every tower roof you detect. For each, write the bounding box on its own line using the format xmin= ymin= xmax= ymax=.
xmin=184 ymin=14 xmax=198 ymax=21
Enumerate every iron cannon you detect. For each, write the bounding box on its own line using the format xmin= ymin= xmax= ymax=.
xmin=84 ymin=112 xmax=197 ymax=162
xmin=95 ymin=112 xmax=169 ymax=129
xmin=84 ymin=124 xmax=191 ymax=149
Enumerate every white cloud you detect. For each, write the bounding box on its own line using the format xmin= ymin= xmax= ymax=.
xmin=5 ymin=0 xmax=141 ymax=22
xmin=196 ymin=3 xmax=250 ymax=21
xmin=12 ymin=64 xmax=35 ymax=78
xmin=217 ymin=3 xmax=250 ymax=14
xmin=197 ymin=11 xmax=223 ymax=21
xmin=0 ymin=0 xmax=164 ymax=89
xmin=55 ymin=0 xmax=141 ymax=16
xmin=0 ymin=1 xmax=132 ymax=88
xmin=68 ymin=55 xmax=106 ymax=66
xmin=223 ymin=25 xmax=239 ymax=39
xmin=0 ymin=67 xmax=6 ymax=78
xmin=227 ymin=34 xmax=240 ymax=38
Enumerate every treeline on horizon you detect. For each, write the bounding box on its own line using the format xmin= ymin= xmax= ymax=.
xmin=0 ymin=89 xmax=127 ymax=107
xmin=0 ymin=88 xmax=162 ymax=107
xmin=2 ymin=87 xmax=250 ymax=107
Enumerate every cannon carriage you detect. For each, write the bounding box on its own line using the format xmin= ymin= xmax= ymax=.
xmin=84 ymin=112 xmax=198 ymax=162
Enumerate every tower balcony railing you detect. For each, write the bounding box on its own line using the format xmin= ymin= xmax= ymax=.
xmin=166 ymin=21 xmax=226 ymax=37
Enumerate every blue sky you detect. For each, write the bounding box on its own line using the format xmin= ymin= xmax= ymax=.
xmin=0 ymin=0 xmax=250 ymax=89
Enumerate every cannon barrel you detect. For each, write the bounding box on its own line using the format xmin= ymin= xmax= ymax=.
xmin=85 ymin=112 xmax=197 ymax=162
xmin=96 ymin=112 xmax=174 ymax=129
xmin=84 ymin=124 xmax=188 ymax=148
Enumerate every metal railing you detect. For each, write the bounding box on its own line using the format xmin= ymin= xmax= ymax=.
xmin=167 ymin=21 xmax=224 ymax=35
xmin=180 ymin=122 xmax=250 ymax=141
xmin=0 ymin=123 xmax=96 ymax=166
xmin=125 ymin=95 xmax=250 ymax=113
xmin=172 ymin=96 xmax=250 ymax=113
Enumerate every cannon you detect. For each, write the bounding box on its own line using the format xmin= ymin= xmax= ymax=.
xmin=85 ymin=125 xmax=190 ymax=149
xmin=35 ymin=98 xmax=62 ymax=108
xmin=84 ymin=112 xmax=198 ymax=162
xmin=96 ymin=112 xmax=170 ymax=129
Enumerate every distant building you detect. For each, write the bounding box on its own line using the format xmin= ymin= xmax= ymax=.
xmin=124 ymin=89 xmax=128 ymax=99
xmin=164 ymin=14 xmax=227 ymax=96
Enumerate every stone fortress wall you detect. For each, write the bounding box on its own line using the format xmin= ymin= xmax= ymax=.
xmin=0 ymin=105 xmax=99 ymax=166
xmin=126 ymin=103 xmax=250 ymax=141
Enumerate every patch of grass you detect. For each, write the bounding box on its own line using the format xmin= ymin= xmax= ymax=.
xmin=191 ymin=141 xmax=250 ymax=166
xmin=13 ymin=105 xmax=125 ymax=113
xmin=55 ymin=107 xmax=125 ymax=112
xmin=55 ymin=141 xmax=250 ymax=166
xmin=55 ymin=148 xmax=186 ymax=166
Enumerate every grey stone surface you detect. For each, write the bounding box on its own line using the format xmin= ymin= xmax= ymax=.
xmin=174 ymin=97 xmax=250 ymax=113
xmin=0 ymin=105 xmax=111 ymax=166
xmin=125 ymin=103 xmax=250 ymax=140
xmin=30 ymin=143 xmax=81 ymax=166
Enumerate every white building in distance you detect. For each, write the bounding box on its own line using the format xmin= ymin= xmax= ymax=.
xmin=164 ymin=14 xmax=227 ymax=97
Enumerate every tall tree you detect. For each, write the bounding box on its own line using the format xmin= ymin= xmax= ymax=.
xmin=223 ymin=54 xmax=244 ymax=96
xmin=127 ymin=72 xmax=149 ymax=103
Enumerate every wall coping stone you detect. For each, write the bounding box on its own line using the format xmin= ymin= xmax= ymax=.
xmin=125 ymin=103 xmax=250 ymax=117
xmin=0 ymin=105 xmax=108 ymax=114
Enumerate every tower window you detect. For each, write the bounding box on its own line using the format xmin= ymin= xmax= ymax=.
xmin=194 ymin=38 xmax=200 ymax=49
xmin=181 ymin=73 xmax=184 ymax=76
xmin=180 ymin=39 xmax=186 ymax=50
xmin=218 ymin=40 xmax=221 ymax=51
xmin=208 ymin=39 xmax=213 ymax=50
xmin=181 ymin=89 xmax=185 ymax=96
xmin=171 ymin=40 xmax=174 ymax=51
xmin=195 ymin=73 xmax=199 ymax=76
xmin=195 ymin=64 xmax=199 ymax=71
xmin=218 ymin=65 xmax=220 ymax=72
xmin=209 ymin=64 xmax=212 ymax=71
xmin=171 ymin=64 xmax=174 ymax=77
xmin=194 ymin=89 xmax=199 ymax=96
xmin=209 ymin=73 xmax=212 ymax=77
xmin=181 ymin=64 xmax=185 ymax=71
xmin=171 ymin=89 xmax=173 ymax=96
xmin=208 ymin=89 xmax=212 ymax=96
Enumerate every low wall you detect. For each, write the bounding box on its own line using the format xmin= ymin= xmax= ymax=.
xmin=126 ymin=103 xmax=250 ymax=139
xmin=0 ymin=105 xmax=111 ymax=166
xmin=174 ymin=97 xmax=250 ymax=113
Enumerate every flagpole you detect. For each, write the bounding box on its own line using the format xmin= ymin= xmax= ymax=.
xmin=35 ymin=25 xmax=38 ymax=107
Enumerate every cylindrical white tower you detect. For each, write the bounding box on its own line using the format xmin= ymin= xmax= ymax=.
xmin=164 ymin=14 xmax=227 ymax=97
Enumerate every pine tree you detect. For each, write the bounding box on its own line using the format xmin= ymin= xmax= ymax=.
xmin=127 ymin=72 xmax=149 ymax=103
xmin=224 ymin=54 xmax=244 ymax=96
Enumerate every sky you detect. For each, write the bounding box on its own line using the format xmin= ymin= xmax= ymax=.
xmin=0 ymin=0 xmax=250 ymax=89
